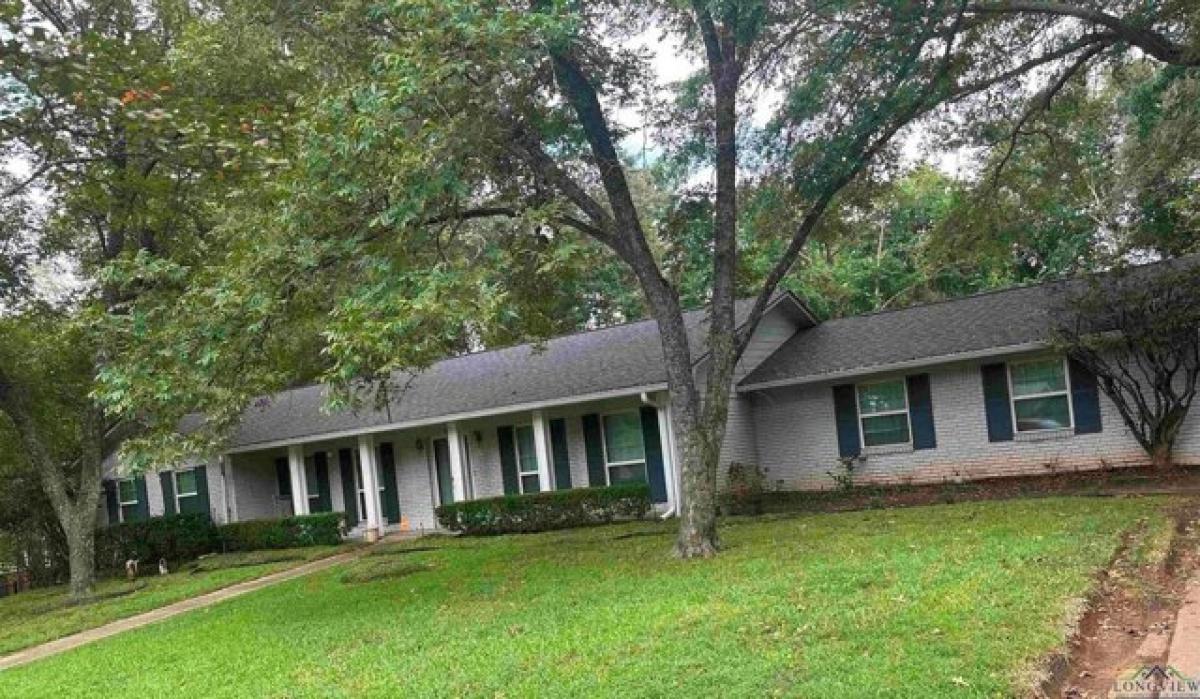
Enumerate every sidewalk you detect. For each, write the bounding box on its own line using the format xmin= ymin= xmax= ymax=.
xmin=0 ymin=546 xmax=369 ymax=672
xmin=1169 ymin=574 xmax=1200 ymax=677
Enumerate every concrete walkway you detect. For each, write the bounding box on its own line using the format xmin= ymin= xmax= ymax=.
xmin=0 ymin=546 xmax=371 ymax=672
xmin=1169 ymin=574 xmax=1200 ymax=677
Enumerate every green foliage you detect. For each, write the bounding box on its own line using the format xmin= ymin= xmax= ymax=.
xmin=435 ymin=484 xmax=651 ymax=535
xmin=95 ymin=514 xmax=219 ymax=572
xmin=719 ymin=461 xmax=766 ymax=515
xmin=216 ymin=513 xmax=344 ymax=551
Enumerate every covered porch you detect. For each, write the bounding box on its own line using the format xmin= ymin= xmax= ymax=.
xmin=220 ymin=390 xmax=680 ymax=538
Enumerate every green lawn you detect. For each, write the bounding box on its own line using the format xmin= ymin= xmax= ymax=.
xmin=0 ymin=545 xmax=353 ymax=655
xmin=0 ymin=497 xmax=1176 ymax=697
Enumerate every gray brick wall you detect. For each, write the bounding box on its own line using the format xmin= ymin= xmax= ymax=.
xmin=749 ymin=353 xmax=1200 ymax=491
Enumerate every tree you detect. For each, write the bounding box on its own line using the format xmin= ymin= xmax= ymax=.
xmin=1054 ymin=262 xmax=1200 ymax=469
xmin=0 ymin=0 xmax=298 ymax=598
xmin=102 ymin=0 xmax=1200 ymax=558
xmin=0 ymin=311 xmax=107 ymax=599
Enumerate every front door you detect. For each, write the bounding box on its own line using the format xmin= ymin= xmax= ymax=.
xmin=433 ymin=438 xmax=454 ymax=505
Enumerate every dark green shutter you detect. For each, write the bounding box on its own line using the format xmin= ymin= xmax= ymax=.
xmin=378 ymin=442 xmax=401 ymax=523
xmin=1069 ymin=359 xmax=1103 ymax=434
xmin=639 ymin=406 xmax=668 ymax=503
xmin=497 ymin=426 xmax=519 ymax=495
xmin=312 ymin=452 xmax=332 ymax=512
xmin=906 ymin=374 xmax=937 ymax=450
xmin=160 ymin=472 xmax=176 ymax=516
xmin=581 ymin=414 xmax=607 ymax=487
xmin=338 ymin=448 xmax=358 ymax=526
xmin=103 ymin=481 xmax=119 ymax=525
xmin=193 ymin=466 xmax=211 ymax=520
xmin=981 ymin=363 xmax=1014 ymax=442
xmin=832 ymin=385 xmax=862 ymax=458
xmin=549 ymin=418 xmax=572 ymax=490
xmin=274 ymin=457 xmax=292 ymax=497
xmin=133 ymin=475 xmax=150 ymax=522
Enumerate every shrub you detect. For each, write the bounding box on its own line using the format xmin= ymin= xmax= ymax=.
xmin=94 ymin=513 xmax=218 ymax=571
xmin=720 ymin=462 xmax=766 ymax=515
xmin=436 ymin=484 xmax=651 ymax=536
xmin=216 ymin=512 xmax=344 ymax=551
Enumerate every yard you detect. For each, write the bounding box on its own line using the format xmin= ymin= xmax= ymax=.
xmin=0 ymin=545 xmax=353 ymax=655
xmin=0 ymin=497 xmax=1180 ymax=697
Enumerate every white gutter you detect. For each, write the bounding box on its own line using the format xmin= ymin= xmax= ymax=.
xmin=224 ymin=382 xmax=669 ymax=454
xmin=736 ymin=341 xmax=1051 ymax=393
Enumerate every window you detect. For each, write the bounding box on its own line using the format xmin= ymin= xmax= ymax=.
xmin=117 ymin=478 xmax=138 ymax=523
xmin=1009 ymin=358 xmax=1073 ymax=432
xmin=304 ymin=457 xmax=319 ymax=499
xmin=117 ymin=479 xmax=138 ymax=506
xmin=856 ymin=379 xmax=911 ymax=447
xmin=602 ymin=412 xmax=647 ymax=484
xmin=175 ymin=469 xmax=198 ymax=498
xmin=514 ymin=425 xmax=540 ymax=493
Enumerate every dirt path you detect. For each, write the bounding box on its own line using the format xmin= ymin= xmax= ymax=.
xmin=0 ymin=546 xmax=372 ymax=672
xmin=1048 ymin=499 xmax=1200 ymax=697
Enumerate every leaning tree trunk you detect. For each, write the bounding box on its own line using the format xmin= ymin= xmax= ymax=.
xmin=61 ymin=508 xmax=97 ymax=600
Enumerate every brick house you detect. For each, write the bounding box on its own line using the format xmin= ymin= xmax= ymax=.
xmin=100 ymin=262 xmax=1200 ymax=535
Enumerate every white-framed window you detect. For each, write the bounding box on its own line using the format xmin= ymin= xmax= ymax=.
xmin=117 ymin=478 xmax=138 ymax=523
xmin=602 ymin=411 xmax=647 ymax=485
xmin=513 ymin=425 xmax=540 ymax=493
xmin=1008 ymin=358 xmax=1073 ymax=433
xmin=175 ymin=468 xmax=199 ymax=499
xmin=304 ymin=457 xmax=320 ymax=501
xmin=856 ymin=378 xmax=912 ymax=448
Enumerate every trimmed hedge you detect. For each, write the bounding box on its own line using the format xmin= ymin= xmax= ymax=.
xmin=217 ymin=512 xmax=344 ymax=551
xmin=435 ymin=483 xmax=651 ymax=536
xmin=95 ymin=513 xmax=218 ymax=571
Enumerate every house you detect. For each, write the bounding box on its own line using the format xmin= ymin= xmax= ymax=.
xmin=100 ymin=265 xmax=1200 ymax=535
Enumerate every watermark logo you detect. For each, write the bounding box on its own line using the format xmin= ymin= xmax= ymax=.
xmin=1111 ymin=665 xmax=1200 ymax=698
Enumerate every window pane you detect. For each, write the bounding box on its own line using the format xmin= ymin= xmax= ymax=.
xmin=862 ymin=414 xmax=910 ymax=447
xmin=609 ymin=462 xmax=647 ymax=485
xmin=857 ymin=380 xmax=907 ymax=415
xmin=1014 ymin=395 xmax=1071 ymax=431
xmin=1011 ymin=360 xmax=1066 ymax=396
xmin=176 ymin=470 xmax=198 ymax=496
xmin=515 ymin=426 xmax=538 ymax=474
xmin=118 ymin=479 xmax=137 ymax=503
xmin=520 ymin=474 xmax=540 ymax=494
xmin=305 ymin=459 xmax=319 ymax=497
xmin=603 ymin=413 xmax=645 ymax=463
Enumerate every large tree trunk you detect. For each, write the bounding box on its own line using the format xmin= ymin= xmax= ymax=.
xmin=63 ymin=511 xmax=97 ymax=600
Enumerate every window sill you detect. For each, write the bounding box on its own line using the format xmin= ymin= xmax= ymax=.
xmin=863 ymin=443 xmax=914 ymax=456
xmin=1014 ymin=428 xmax=1074 ymax=443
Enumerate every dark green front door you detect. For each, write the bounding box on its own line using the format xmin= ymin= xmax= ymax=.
xmin=433 ymin=438 xmax=454 ymax=505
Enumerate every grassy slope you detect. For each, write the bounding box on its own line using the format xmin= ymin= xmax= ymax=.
xmin=0 ymin=498 xmax=1173 ymax=698
xmin=0 ymin=545 xmax=351 ymax=655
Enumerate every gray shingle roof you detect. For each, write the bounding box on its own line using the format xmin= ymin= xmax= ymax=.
xmin=228 ymin=299 xmax=769 ymax=449
xmin=739 ymin=280 xmax=1075 ymax=388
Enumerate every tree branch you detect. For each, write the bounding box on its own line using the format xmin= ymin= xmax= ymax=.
xmin=966 ymin=1 xmax=1197 ymax=66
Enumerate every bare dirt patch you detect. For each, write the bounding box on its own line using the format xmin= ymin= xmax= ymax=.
xmin=1040 ymin=499 xmax=1200 ymax=698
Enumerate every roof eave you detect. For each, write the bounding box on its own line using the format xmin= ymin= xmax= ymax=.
xmin=736 ymin=340 xmax=1053 ymax=392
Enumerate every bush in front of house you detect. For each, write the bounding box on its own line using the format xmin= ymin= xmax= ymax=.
xmin=95 ymin=513 xmax=219 ymax=571
xmin=719 ymin=461 xmax=767 ymax=515
xmin=435 ymin=483 xmax=652 ymax=536
xmin=216 ymin=512 xmax=344 ymax=551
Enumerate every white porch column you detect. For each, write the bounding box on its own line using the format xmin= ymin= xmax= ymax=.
xmin=287 ymin=444 xmax=309 ymax=516
xmin=531 ymin=410 xmax=553 ymax=492
xmin=656 ymin=394 xmax=679 ymax=511
xmin=446 ymin=422 xmax=468 ymax=502
xmin=357 ymin=434 xmax=383 ymax=536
